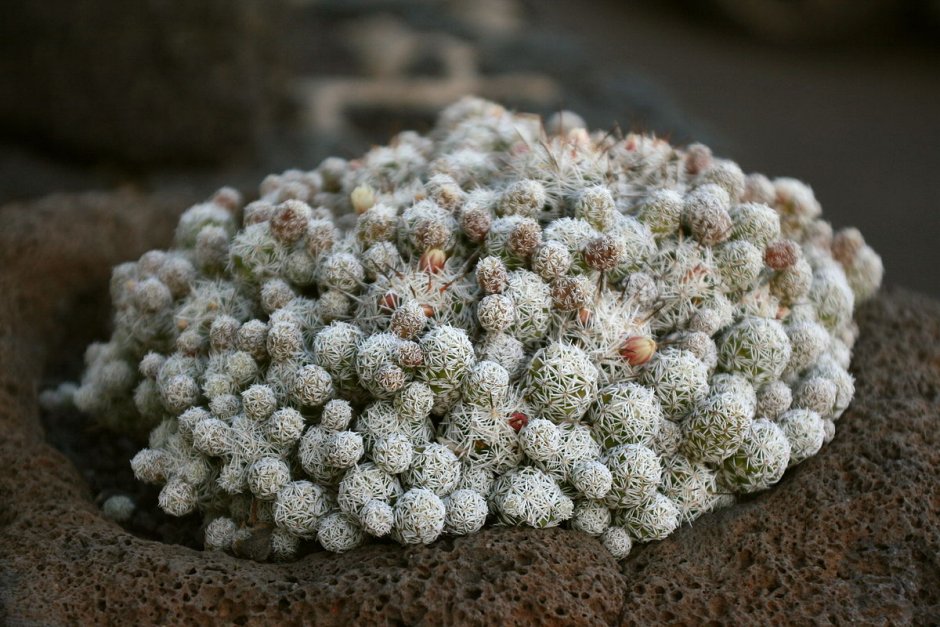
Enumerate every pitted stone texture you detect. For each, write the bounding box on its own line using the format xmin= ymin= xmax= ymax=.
xmin=617 ymin=288 xmax=940 ymax=625
xmin=0 ymin=190 xmax=937 ymax=625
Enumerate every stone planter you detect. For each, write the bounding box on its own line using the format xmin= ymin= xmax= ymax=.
xmin=0 ymin=191 xmax=936 ymax=624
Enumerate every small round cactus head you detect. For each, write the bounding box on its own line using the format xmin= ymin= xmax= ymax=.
xmin=524 ymin=342 xmax=599 ymax=423
xmin=392 ymin=488 xmax=446 ymax=545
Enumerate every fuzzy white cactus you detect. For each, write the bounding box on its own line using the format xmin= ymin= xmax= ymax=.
xmin=67 ymin=97 xmax=882 ymax=562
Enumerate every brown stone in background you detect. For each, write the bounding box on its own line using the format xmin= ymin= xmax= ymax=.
xmin=0 ymin=191 xmax=937 ymax=624
xmin=0 ymin=1 xmax=285 ymax=165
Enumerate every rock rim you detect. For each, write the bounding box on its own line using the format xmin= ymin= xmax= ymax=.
xmin=0 ymin=191 xmax=936 ymax=625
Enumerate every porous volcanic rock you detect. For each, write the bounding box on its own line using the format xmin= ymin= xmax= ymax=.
xmin=0 ymin=191 xmax=936 ymax=625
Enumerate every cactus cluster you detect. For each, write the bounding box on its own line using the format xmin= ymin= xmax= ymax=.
xmin=60 ymin=97 xmax=882 ymax=561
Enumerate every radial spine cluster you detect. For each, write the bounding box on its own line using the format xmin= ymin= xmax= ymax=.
xmin=65 ymin=97 xmax=883 ymax=561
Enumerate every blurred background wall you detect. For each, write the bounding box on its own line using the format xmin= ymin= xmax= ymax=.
xmin=1 ymin=0 xmax=937 ymax=295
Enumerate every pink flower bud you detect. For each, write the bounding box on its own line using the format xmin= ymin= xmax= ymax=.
xmin=619 ymin=336 xmax=657 ymax=366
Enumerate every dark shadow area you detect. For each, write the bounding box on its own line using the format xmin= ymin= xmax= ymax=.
xmin=37 ymin=281 xmax=204 ymax=549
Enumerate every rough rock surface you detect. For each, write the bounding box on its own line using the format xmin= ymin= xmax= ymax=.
xmin=0 ymin=191 xmax=937 ymax=625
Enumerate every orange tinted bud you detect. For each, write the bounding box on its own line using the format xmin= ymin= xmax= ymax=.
xmin=378 ymin=291 xmax=400 ymax=312
xmin=619 ymin=336 xmax=657 ymax=366
xmin=419 ymin=248 xmax=446 ymax=274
